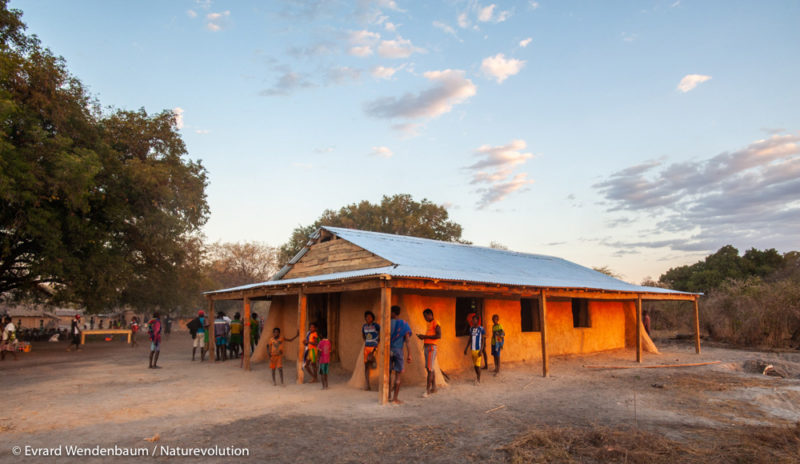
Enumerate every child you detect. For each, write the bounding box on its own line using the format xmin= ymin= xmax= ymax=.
xmin=416 ymin=308 xmax=441 ymax=398
xmin=148 ymin=312 xmax=162 ymax=369
xmin=463 ymin=314 xmax=485 ymax=384
xmin=130 ymin=317 xmax=139 ymax=348
xmin=268 ymin=328 xmax=299 ymax=386
xmin=490 ymin=314 xmax=504 ymax=375
xmin=229 ymin=313 xmax=243 ymax=359
xmin=304 ymin=323 xmax=320 ymax=383
xmin=318 ymin=335 xmax=332 ymax=390
xmin=362 ymin=311 xmax=380 ymax=391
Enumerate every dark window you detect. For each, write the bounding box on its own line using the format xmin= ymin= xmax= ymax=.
xmin=520 ymin=298 xmax=541 ymax=332
xmin=455 ymin=297 xmax=483 ymax=336
xmin=572 ymin=298 xmax=591 ymax=328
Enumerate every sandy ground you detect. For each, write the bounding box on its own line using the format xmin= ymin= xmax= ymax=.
xmin=1 ymin=334 xmax=799 ymax=463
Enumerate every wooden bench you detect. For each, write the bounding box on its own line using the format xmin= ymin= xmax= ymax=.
xmin=81 ymin=329 xmax=132 ymax=344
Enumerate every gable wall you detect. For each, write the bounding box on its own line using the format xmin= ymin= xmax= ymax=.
xmin=281 ymin=239 xmax=393 ymax=279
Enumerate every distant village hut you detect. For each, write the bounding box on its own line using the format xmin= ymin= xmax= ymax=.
xmin=205 ymin=227 xmax=700 ymax=404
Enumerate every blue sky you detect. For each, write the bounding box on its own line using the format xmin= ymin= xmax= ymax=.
xmin=12 ymin=0 xmax=800 ymax=283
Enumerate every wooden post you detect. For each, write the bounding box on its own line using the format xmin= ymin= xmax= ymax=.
xmin=127 ymin=330 xmax=131 ymax=344
xmin=694 ymin=296 xmax=701 ymax=354
xmin=539 ymin=290 xmax=549 ymax=377
xmin=636 ymin=295 xmax=642 ymax=363
xmin=378 ymin=283 xmax=392 ymax=405
xmin=208 ymin=299 xmax=216 ymax=362
xmin=297 ymin=289 xmax=307 ymax=384
xmin=243 ymin=297 xmax=252 ymax=371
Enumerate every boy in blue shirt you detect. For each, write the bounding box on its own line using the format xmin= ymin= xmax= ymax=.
xmin=463 ymin=315 xmax=485 ymax=384
xmin=389 ymin=305 xmax=412 ymax=404
xmin=362 ymin=311 xmax=380 ymax=391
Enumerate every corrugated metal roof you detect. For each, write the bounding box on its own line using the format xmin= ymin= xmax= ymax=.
xmin=206 ymin=226 xmax=692 ymax=296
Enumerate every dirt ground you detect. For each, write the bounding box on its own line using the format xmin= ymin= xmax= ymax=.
xmin=1 ymin=334 xmax=799 ymax=463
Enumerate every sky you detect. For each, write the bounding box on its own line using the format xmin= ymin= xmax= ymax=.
xmin=10 ymin=0 xmax=800 ymax=284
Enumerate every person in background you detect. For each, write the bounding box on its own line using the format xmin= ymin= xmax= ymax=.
xmin=148 ymin=312 xmax=162 ymax=368
xmin=416 ymin=308 xmax=441 ymax=398
xmin=389 ymin=305 xmax=412 ymax=404
xmin=318 ymin=333 xmax=332 ymax=390
xmin=250 ymin=312 xmax=260 ymax=353
xmin=361 ymin=311 xmax=380 ymax=391
xmin=187 ymin=310 xmax=206 ymax=361
xmin=130 ymin=317 xmax=140 ymax=348
xmin=214 ymin=312 xmax=230 ymax=361
xmin=164 ymin=315 xmax=172 ymax=340
xmin=490 ymin=314 xmax=504 ymax=376
xmin=464 ymin=314 xmax=485 ymax=384
xmin=268 ymin=327 xmax=299 ymax=386
xmin=1 ymin=315 xmax=18 ymax=361
xmin=643 ymin=309 xmax=652 ymax=336
xmin=90 ymin=317 xmax=95 ymax=330
xmin=99 ymin=319 xmax=104 ymax=330
xmin=67 ymin=315 xmax=82 ymax=352
xmin=229 ymin=313 xmax=243 ymax=359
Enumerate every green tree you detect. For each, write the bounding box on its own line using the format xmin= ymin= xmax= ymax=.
xmin=279 ymin=194 xmax=466 ymax=263
xmin=0 ymin=2 xmax=209 ymax=312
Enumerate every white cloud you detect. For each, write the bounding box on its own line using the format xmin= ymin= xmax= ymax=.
xmin=195 ymin=129 xmax=210 ymax=135
xmin=371 ymin=65 xmax=402 ymax=79
xmin=529 ymin=1 xmax=540 ymax=9
xmin=315 ymin=146 xmax=335 ymax=154
xmin=477 ymin=4 xmax=512 ymax=23
xmin=172 ymin=107 xmax=185 ymax=129
xmin=677 ymin=74 xmax=712 ymax=93
xmin=206 ymin=10 xmax=230 ymax=31
xmin=481 ymin=53 xmax=525 ymax=83
xmin=187 ymin=9 xmax=198 ymax=18
xmin=370 ymin=146 xmax=394 ymax=158
xmin=364 ymin=69 xmax=477 ymax=120
xmin=466 ymin=139 xmax=536 ymax=208
xmin=378 ymin=36 xmax=425 ymax=58
xmin=349 ymin=46 xmax=373 ymax=57
xmin=478 ymin=4 xmax=496 ymax=22
xmin=385 ymin=22 xmax=397 ymax=32
xmin=457 ymin=12 xmax=470 ymax=28
xmin=391 ymin=122 xmax=422 ymax=137
xmin=519 ymin=37 xmax=532 ymax=47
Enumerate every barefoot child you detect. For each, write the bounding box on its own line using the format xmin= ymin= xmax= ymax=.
xmin=148 ymin=312 xmax=162 ymax=369
xmin=268 ymin=328 xmax=299 ymax=385
xmin=416 ymin=308 xmax=441 ymax=398
xmin=318 ymin=335 xmax=332 ymax=390
xmin=490 ymin=314 xmax=504 ymax=375
xmin=389 ymin=305 xmax=412 ymax=404
xmin=463 ymin=315 xmax=485 ymax=384
xmin=304 ymin=323 xmax=320 ymax=383
xmin=362 ymin=311 xmax=380 ymax=391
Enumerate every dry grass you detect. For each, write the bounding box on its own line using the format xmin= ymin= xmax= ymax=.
xmin=501 ymin=423 xmax=800 ymax=464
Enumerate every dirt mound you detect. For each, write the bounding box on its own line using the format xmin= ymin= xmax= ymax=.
xmin=742 ymin=359 xmax=800 ymax=378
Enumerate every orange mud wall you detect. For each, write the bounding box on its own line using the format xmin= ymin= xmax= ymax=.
xmin=253 ymin=290 xmax=639 ymax=384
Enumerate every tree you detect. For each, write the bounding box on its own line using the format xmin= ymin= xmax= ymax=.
xmin=207 ymin=241 xmax=280 ymax=289
xmin=592 ymin=266 xmax=622 ymax=279
xmin=279 ymin=194 xmax=466 ymax=263
xmin=0 ymin=2 xmax=209 ymax=312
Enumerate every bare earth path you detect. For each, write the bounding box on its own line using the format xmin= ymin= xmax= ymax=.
xmin=1 ymin=335 xmax=799 ymax=463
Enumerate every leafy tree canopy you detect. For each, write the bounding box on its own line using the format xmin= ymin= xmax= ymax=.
xmin=279 ymin=194 xmax=466 ymax=264
xmin=0 ymin=2 xmax=209 ymax=312
xmin=658 ymin=245 xmax=790 ymax=293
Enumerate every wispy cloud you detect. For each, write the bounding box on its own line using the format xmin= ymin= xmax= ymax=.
xmin=433 ymin=21 xmax=459 ymax=39
xmin=594 ymin=132 xmax=800 ymax=252
xmin=378 ymin=36 xmax=425 ymax=58
xmin=348 ymin=29 xmax=381 ymax=57
xmin=364 ymin=69 xmax=476 ymax=120
xmin=371 ymin=65 xmax=403 ymax=79
xmin=519 ymin=37 xmax=532 ymax=47
xmin=187 ymin=10 xmax=198 ymax=18
xmin=260 ymin=70 xmax=315 ymax=97
xmin=370 ymin=146 xmax=394 ymax=158
xmin=466 ymin=139 xmax=535 ymax=208
xmin=195 ymin=129 xmax=210 ymax=135
xmin=325 ymin=66 xmax=362 ymax=84
xmin=481 ymin=53 xmax=525 ymax=83
xmin=205 ymin=10 xmax=230 ymax=31
xmin=677 ymin=74 xmax=712 ymax=93
xmin=478 ymin=4 xmax=511 ymax=23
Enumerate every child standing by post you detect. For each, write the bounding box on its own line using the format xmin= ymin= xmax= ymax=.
xmin=491 ymin=314 xmax=504 ymax=375
xmin=304 ymin=323 xmax=320 ymax=383
xmin=318 ymin=335 xmax=332 ymax=390
xmin=268 ymin=328 xmax=299 ymax=386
